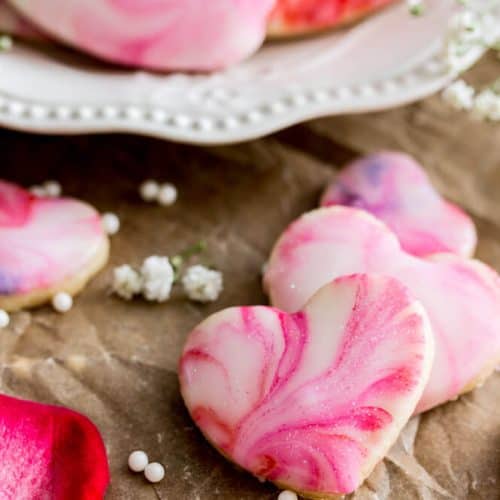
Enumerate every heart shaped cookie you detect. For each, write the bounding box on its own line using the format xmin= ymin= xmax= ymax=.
xmin=0 ymin=180 xmax=109 ymax=311
xmin=0 ymin=394 xmax=109 ymax=499
xmin=321 ymin=152 xmax=477 ymax=258
xmin=8 ymin=0 xmax=275 ymax=71
xmin=180 ymin=274 xmax=433 ymax=498
xmin=264 ymin=206 xmax=500 ymax=413
xmin=268 ymin=0 xmax=396 ymax=37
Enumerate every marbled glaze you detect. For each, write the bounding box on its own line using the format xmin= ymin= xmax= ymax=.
xmin=264 ymin=207 xmax=500 ymax=413
xmin=180 ymin=274 xmax=433 ymax=497
xmin=0 ymin=180 xmax=106 ymax=297
xmin=9 ymin=0 xmax=275 ymax=71
xmin=321 ymin=152 xmax=477 ymax=257
xmin=0 ymin=394 xmax=109 ymax=499
xmin=268 ymin=0 xmax=396 ymax=36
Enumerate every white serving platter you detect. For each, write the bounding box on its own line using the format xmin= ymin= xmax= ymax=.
xmin=0 ymin=0 xmax=493 ymax=145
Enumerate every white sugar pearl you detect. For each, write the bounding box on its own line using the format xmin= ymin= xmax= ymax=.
xmin=43 ymin=180 xmax=62 ymax=198
xmin=140 ymin=180 xmax=160 ymax=202
xmin=101 ymin=212 xmax=120 ymax=235
xmin=144 ymin=462 xmax=165 ymax=483
xmin=0 ymin=309 xmax=10 ymax=328
xmin=52 ymin=292 xmax=73 ymax=313
xmin=128 ymin=450 xmax=149 ymax=472
xmin=278 ymin=491 xmax=298 ymax=500
xmin=157 ymin=183 xmax=177 ymax=206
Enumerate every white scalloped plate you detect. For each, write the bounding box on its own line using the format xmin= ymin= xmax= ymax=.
xmin=0 ymin=1 xmax=493 ymax=144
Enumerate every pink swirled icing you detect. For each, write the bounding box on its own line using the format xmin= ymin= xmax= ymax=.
xmin=8 ymin=0 xmax=276 ymax=71
xmin=264 ymin=206 xmax=500 ymax=413
xmin=180 ymin=274 xmax=433 ymax=497
xmin=321 ymin=152 xmax=477 ymax=258
xmin=0 ymin=180 xmax=106 ymax=299
xmin=0 ymin=1 xmax=42 ymax=39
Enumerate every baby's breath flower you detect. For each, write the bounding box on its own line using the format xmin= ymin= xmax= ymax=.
xmin=141 ymin=256 xmax=174 ymax=302
xmin=472 ymin=88 xmax=500 ymax=121
xmin=0 ymin=35 xmax=13 ymax=52
xmin=113 ymin=265 xmax=142 ymax=300
xmin=182 ymin=265 xmax=223 ymax=303
xmin=442 ymin=79 xmax=475 ymax=110
xmin=407 ymin=0 xmax=424 ymax=16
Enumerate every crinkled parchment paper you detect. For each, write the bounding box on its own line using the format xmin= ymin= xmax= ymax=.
xmin=1 ymin=54 xmax=500 ymax=500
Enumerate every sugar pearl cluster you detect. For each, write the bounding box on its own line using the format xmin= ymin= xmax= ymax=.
xmin=128 ymin=450 xmax=165 ymax=483
xmin=139 ymin=180 xmax=178 ymax=206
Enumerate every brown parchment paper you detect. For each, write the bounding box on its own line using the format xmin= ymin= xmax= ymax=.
xmin=2 ymin=53 xmax=500 ymax=500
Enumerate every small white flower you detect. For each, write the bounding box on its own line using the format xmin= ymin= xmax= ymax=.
xmin=0 ymin=35 xmax=13 ymax=52
xmin=101 ymin=212 xmax=120 ymax=235
xmin=182 ymin=265 xmax=223 ymax=303
xmin=472 ymin=89 xmax=500 ymax=121
xmin=407 ymin=0 xmax=424 ymax=16
xmin=113 ymin=265 xmax=142 ymax=300
xmin=443 ymin=6 xmax=500 ymax=72
xmin=139 ymin=180 xmax=160 ymax=202
xmin=157 ymin=183 xmax=178 ymax=206
xmin=141 ymin=256 xmax=174 ymax=302
xmin=442 ymin=79 xmax=475 ymax=110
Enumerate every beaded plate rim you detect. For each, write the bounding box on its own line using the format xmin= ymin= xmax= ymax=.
xmin=0 ymin=3 xmax=489 ymax=145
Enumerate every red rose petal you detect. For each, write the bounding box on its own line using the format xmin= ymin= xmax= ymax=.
xmin=0 ymin=394 xmax=109 ymax=499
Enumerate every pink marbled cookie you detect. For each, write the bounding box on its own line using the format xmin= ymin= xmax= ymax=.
xmin=8 ymin=0 xmax=276 ymax=71
xmin=180 ymin=274 xmax=433 ymax=499
xmin=264 ymin=207 xmax=500 ymax=413
xmin=0 ymin=180 xmax=109 ymax=311
xmin=321 ymin=152 xmax=477 ymax=258
xmin=0 ymin=1 xmax=42 ymax=39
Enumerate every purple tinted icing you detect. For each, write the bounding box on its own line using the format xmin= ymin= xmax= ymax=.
xmin=0 ymin=271 xmax=20 ymax=295
xmin=364 ymin=157 xmax=386 ymax=185
xmin=334 ymin=184 xmax=369 ymax=210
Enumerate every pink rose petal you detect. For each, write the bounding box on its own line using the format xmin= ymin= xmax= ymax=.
xmin=0 ymin=394 xmax=109 ymax=499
